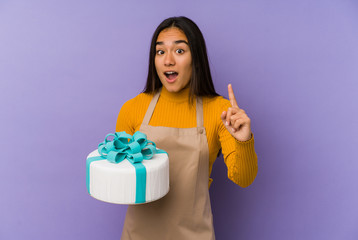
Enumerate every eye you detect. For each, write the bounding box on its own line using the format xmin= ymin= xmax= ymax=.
xmin=156 ymin=50 xmax=164 ymax=55
xmin=176 ymin=49 xmax=184 ymax=54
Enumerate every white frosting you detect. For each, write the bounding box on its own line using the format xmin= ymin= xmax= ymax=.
xmin=87 ymin=149 xmax=169 ymax=204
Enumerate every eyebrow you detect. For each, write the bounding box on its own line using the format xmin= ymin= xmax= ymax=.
xmin=156 ymin=40 xmax=189 ymax=46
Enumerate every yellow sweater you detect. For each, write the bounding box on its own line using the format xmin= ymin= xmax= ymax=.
xmin=116 ymin=87 xmax=258 ymax=188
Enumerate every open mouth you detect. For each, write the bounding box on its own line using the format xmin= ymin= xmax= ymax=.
xmin=164 ymin=71 xmax=178 ymax=81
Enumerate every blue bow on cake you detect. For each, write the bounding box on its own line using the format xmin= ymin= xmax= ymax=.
xmin=86 ymin=131 xmax=167 ymax=204
xmin=98 ymin=131 xmax=158 ymax=164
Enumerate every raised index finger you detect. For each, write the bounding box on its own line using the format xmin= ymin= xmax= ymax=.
xmin=228 ymin=84 xmax=239 ymax=108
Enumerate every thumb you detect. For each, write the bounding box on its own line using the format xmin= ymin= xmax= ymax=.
xmin=221 ymin=111 xmax=227 ymax=123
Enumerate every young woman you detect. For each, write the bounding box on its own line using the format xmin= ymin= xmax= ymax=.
xmin=116 ymin=16 xmax=258 ymax=240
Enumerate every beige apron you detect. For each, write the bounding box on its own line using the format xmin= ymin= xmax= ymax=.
xmin=121 ymin=89 xmax=215 ymax=240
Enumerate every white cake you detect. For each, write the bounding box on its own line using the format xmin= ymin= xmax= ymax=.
xmin=86 ymin=149 xmax=169 ymax=204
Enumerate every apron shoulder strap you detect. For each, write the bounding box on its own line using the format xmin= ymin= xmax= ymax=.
xmin=196 ymin=96 xmax=204 ymax=128
xmin=142 ymin=88 xmax=161 ymax=125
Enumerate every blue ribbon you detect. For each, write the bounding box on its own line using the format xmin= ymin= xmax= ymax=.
xmin=86 ymin=131 xmax=167 ymax=204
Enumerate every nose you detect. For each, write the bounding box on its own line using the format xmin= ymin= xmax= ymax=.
xmin=164 ymin=52 xmax=175 ymax=66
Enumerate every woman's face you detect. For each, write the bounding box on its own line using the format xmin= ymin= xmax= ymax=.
xmin=155 ymin=27 xmax=192 ymax=93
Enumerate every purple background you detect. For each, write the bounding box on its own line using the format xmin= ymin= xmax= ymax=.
xmin=1 ymin=0 xmax=358 ymax=239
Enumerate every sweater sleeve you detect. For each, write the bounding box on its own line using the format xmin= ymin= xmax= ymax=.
xmin=218 ymin=99 xmax=258 ymax=188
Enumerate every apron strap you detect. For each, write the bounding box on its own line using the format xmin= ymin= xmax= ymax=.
xmin=142 ymin=88 xmax=162 ymax=125
xmin=196 ymin=96 xmax=204 ymax=128
xmin=142 ymin=87 xmax=204 ymax=128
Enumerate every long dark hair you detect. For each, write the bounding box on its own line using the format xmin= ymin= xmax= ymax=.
xmin=143 ymin=16 xmax=219 ymax=102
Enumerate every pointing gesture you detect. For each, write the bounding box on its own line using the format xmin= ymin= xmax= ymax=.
xmin=221 ymin=84 xmax=252 ymax=142
xmin=228 ymin=83 xmax=239 ymax=108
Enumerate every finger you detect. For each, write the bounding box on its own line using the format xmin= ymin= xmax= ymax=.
xmin=221 ymin=111 xmax=227 ymax=122
xmin=228 ymin=84 xmax=239 ymax=108
xmin=230 ymin=110 xmax=247 ymax=123
xmin=230 ymin=114 xmax=244 ymax=125
xmin=221 ymin=111 xmax=231 ymax=130
xmin=229 ymin=114 xmax=244 ymax=128
xmin=226 ymin=107 xmax=234 ymax=126
xmin=222 ymin=111 xmax=234 ymax=132
xmin=226 ymin=107 xmax=242 ymax=126
xmin=233 ymin=118 xmax=246 ymax=130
